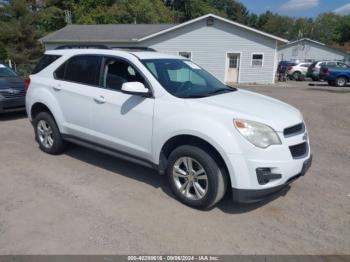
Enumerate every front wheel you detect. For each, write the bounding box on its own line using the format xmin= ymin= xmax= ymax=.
xmin=34 ymin=112 xmax=66 ymax=154
xmin=335 ymin=77 xmax=347 ymax=87
xmin=166 ymin=145 xmax=227 ymax=209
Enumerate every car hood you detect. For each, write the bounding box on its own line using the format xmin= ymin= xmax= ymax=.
xmin=187 ymin=89 xmax=303 ymax=132
xmin=0 ymin=76 xmax=25 ymax=89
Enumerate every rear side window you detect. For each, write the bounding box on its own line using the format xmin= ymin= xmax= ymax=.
xmin=55 ymin=55 xmax=102 ymax=86
xmin=32 ymin=55 xmax=61 ymax=74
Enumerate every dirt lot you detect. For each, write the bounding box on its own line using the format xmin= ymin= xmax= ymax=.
xmin=0 ymin=81 xmax=349 ymax=255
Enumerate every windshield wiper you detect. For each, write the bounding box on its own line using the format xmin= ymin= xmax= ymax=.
xmin=206 ymin=88 xmax=235 ymax=96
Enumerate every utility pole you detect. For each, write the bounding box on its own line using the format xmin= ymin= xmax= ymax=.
xmin=64 ymin=10 xmax=72 ymax=24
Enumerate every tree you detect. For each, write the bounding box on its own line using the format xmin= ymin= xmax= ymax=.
xmin=36 ymin=6 xmax=66 ymax=33
xmin=206 ymin=0 xmax=249 ymax=24
xmin=258 ymin=11 xmax=294 ymax=40
xmin=164 ymin=0 xmax=221 ymax=22
xmin=336 ymin=15 xmax=350 ymax=45
xmin=0 ymin=0 xmax=43 ymax=65
xmin=312 ymin=13 xmax=342 ymax=44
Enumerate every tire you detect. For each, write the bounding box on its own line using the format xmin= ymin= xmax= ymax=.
xmin=335 ymin=77 xmax=347 ymax=87
xmin=34 ymin=112 xmax=66 ymax=155
xmin=166 ymin=145 xmax=227 ymax=209
xmin=293 ymin=71 xmax=301 ymax=81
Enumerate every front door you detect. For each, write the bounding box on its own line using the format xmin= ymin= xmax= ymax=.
xmin=226 ymin=53 xmax=240 ymax=84
xmin=90 ymin=56 xmax=155 ymax=161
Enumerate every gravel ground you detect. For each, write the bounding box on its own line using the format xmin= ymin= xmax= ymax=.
xmin=0 ymin=81 xmax=349 ymax=255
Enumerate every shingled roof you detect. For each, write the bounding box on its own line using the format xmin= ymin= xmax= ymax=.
xmin=40 ymin=24 xmax=176 ymax=43
xmin=40 ymin=14 xmax=289 ymax=44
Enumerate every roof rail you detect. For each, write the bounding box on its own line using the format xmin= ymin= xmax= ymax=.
xmin=55 ymin=45 xmax=111 ymax=50
xmin=111 ymin=46 xmax=156 ymax=52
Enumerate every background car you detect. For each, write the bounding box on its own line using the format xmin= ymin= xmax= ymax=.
xmin=0 ymin=64 xmax=26 ymax=114
xmin=287 ymin=62 xmax=311 ymax=81
xmin=307 ymin=61 xmax=348 ymax=81
xmin=319 ymin=63 xmax=350 ymax=87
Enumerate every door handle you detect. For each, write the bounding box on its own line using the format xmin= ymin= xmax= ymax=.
xmin=93 ymin=95 xmax=106 ymax=104
xmin=52 ymin=85 xmax=62 ymax=91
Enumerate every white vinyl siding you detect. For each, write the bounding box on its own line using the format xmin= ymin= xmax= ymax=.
xmin=143 ymin=19 xmax=277 ymax=84
xmin=278 ymin=40 xmax=347 ymax=62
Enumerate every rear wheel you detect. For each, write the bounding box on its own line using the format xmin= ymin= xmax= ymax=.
xmin=166 ymin=145 xmax=227 ymax=209
xmin=293 ymin=71 xmax=301 ymax=81
xmin=34 ymin=112 xmax=66 ymax=154
xmin=335 ymin=77 xmax=347 ymax=87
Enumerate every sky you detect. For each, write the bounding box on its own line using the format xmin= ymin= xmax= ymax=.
xmin=240 ymin=0 xmax=350 ymax=17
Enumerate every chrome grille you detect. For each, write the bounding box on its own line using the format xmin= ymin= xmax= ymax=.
xmin=0 ymin=87 xmax=25 ymax=98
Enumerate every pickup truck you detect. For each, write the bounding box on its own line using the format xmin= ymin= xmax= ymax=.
xmin=320 ymin=65 xmax=350 ymax=87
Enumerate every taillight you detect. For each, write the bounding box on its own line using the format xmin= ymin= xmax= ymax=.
xmin=24 ymin=77 xmax=31 ymax=92
xmin=287 ymin=66 xmax=293 ymax=71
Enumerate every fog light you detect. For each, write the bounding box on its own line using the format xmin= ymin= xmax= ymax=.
xmin=256 ymin=168 xmax=282 ymax=185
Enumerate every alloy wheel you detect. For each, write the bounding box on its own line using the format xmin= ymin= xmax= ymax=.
xmin=37 ymin=120 xmax=54 ymax=149
xmin=172 ymin=157 xmax=208 ymax=200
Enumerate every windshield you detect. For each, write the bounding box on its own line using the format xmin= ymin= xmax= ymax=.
xmin=0 ymin=65 xmax=18 ymax=77
xmin=141 ymin=59 xmax=236 ymax=98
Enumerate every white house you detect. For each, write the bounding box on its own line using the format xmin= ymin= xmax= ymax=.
xmin=278 ymin=38 xmax=349 ymax=63
xmin=40 ymin=14 xmax=288 ymax=84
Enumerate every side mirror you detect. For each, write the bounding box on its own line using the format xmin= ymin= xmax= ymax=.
xmin=121 ymin=82 xmax=151 ymax=97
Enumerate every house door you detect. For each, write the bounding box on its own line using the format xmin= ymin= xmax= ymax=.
xmin=226 ymin=53 xmax=240 ymax=83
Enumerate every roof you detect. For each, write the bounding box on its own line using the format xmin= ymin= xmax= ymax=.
xmin=40 ymin=24 xmax=175 ymax=43
xmin=45 ymin=49 xmax=184 ymax=60
xmin=279 ymin=38 xmax=348 ymax=55
xmin=40 ymin=13 xmax=288 ymax=44
xmin=139 ymin=14 xmax=288 ymax=43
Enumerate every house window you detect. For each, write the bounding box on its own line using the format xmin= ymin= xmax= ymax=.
xmin=179 ymin=52 xmax=192 ymax=60
xmin=229 ymin=55 xmax=238 ymax=68
xmin=252 ymin=54 xmax=263 ymax=67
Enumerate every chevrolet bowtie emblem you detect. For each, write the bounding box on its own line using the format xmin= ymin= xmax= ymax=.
xmin=303 ymin=132 xmax=308 ymax=141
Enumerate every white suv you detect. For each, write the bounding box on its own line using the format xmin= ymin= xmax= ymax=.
xmin=26 ymin=48 xmax=312 ymax=209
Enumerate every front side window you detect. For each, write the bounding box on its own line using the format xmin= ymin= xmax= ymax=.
xmin=251 ymin=54 xmax=263 ymax=67
xmin=142 ymin=59 xmax=235 ymax=98
xmin=55 ymin=55 xmax=102 ymax=86
xmin=337 ymin=62 xmax=350 ymax=68
xmin=102 ymin=57 xmax=147 ymax=91
xmin=0 ymin=64 xmax=18 ymax=77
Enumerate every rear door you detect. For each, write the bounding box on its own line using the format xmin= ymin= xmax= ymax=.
xmin=53 ymin=55 xmax=102 ymax=138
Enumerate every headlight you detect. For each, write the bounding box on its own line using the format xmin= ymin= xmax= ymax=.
xmin=234 ymin=119 xmax=281 ymax=148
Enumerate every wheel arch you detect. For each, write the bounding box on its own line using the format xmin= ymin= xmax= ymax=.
xmin=31 ymin=102 xmax=54 ymax=120
xmin=158 ymin=134 xmax=232 ymax=187
xmin=336 ymin=75 xmax=349 ymax=81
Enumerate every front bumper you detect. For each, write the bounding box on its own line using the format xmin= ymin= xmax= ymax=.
xmin=232 ymin=155 xmax=312 ymax=203
xmin=0 ymin=97 xmax=26 ymax=113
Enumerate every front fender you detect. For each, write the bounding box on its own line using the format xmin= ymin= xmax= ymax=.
xmin=153 ymin=110 xmax=253 ymax=163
